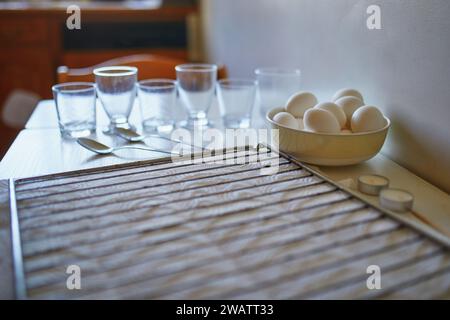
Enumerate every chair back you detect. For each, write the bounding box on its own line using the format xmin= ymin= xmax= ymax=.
xmin=57 ymin=54 xmax=228 ymax=83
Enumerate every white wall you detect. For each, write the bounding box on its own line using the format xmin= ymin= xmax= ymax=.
xmin=201 ymin=0 xmax=450 ymax=193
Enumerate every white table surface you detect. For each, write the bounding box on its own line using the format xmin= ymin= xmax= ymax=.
xmin=2 ymin=99 xmax=450 ymax=239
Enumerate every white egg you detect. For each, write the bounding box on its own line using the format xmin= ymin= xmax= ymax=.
xmin=296 ymin=117 xmax=304 ymax=130
xmin=304 ymin=108 xmax=340 ymax=134
xmin=314 ymin=102 xmax=347 ymax=129
xmin=340 ymin=129 xmax=352 ymax=135
xmin=273 ymin=112 xmax=299 ymax=130
xmin=351 ymin=105 xmax=386 ymax=133
xmin=285 ymin=91 xmax=318 ymax=117
xmin=335 ymin=96 xmax=364 ymax=127
xmin=332 ymin=88 xmax=364 ymax=102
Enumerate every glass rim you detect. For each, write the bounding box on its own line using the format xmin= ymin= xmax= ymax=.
xmin=137 ymin=79 xmax=176 ymax=90
xmin=218 ymin=78 xmax=257 ymax=88
xmin=52 ymin=82 xmax=96 ymax=93
xmin=175 ymin=63 xmax=218 ymax=72
xmin=93 ymin=66 xmax=138 ymax=77
xmin=254 ymin=67 xmax=301 ymax=76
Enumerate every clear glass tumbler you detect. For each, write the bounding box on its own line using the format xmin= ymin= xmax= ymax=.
xmin=255 ymin=67 xmax=301 ymax=117
xmin=137 ymin=79 xmax=176 ymax=134
xmin=217 ymin=79 xmax=256 ymax=129
xmin=52 ymin=82 xmax=96 ymax=138
xmin=176 ymin=63 xmax=217 ymax=129
xmin=94 ymin=66 xmax=138 ymax=133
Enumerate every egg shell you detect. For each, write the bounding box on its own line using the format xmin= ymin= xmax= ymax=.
xmin=304 ymin=108 xmax=340 ymax=134
xmin=296 ymin=117 xmax=304 ymax=130
xmin=351 ymin=105 xmax=386 ymax=133
xmin=335 ymin=96 xmax=364 ymax=127
xmin=333 ymin=88 xmax=364 ymax=102
xmin=273 ymin=111 xmax=299 ymax=130
xmin=314 ymin=102 xmax=347 ymax=129
xmin=285 ymin=91 xmax=318 ymax=117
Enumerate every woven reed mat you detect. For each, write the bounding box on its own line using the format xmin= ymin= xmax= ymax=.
xmin=2 ymin=147 xmax=449 ymax=299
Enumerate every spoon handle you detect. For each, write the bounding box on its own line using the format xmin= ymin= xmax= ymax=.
xmin=114 ymin=145 xmax=179 ymax=155
xmin=147 ymin=134 xmax=207 ymax=151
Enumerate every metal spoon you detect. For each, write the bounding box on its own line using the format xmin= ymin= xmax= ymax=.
xmin=114 ymin=127 xmax=206 ymax=150
xmin=77 ymin=138 xmax=179 ymax=156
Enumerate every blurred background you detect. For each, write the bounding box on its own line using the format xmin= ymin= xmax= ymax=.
xmin=1 ymin=0 xmax=449 ymax=192
xmin=0 ymin=0 xmax=202 ymax=157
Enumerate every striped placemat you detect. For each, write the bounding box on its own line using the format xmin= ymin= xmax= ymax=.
xmin=5 ymin=146 xmax=450 ymax=299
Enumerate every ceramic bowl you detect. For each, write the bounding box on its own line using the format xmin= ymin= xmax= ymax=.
xmin=266 ymin=107 xmax=390 ymax=166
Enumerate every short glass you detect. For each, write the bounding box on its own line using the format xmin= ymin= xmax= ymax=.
xmin=255 ymin=67 xmax=301 ymax=117
xmin=137 ymin=79 xmax=176 ymax=134
xmin=217 ymin=79 xmax=256 ymax=129
xmin=176 ymin=63 xmax=217 ymax=129
xmin=52 ymin=82 xmax=96 ymax=138
xmin=94 ymin=66 xmax=138 ymax=133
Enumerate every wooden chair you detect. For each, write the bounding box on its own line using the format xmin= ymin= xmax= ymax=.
xmin=57 ymin=54 xmax=228 ymax=83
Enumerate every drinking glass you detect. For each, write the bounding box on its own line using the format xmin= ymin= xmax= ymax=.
xmin=217 ymin=79 xmax=256 ymax=128
xmin=94 ymin=66 xmax=138 ymax=133
xmin=255 ymin=67 xmax=301 ymax=117
xmin=137 ymin=79 xmax=176 ymax=134
xmin=52 ymin=82 xmax=96 ymax=138
xmin=176 ymin=63 xmax=217 ymax=129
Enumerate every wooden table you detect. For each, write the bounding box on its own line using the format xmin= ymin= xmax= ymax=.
xmin=1 ymin=99 xmax=450 ymax=239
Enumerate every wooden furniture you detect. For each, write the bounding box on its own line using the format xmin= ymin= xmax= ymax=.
xmin=0 ymin=2 xmax=197 ymax=157
xmin=1 ymin=147 xmax=450 ymax=299
xmin=57 ymin=54 xmax=228 ymax=83
xmin=0 ymin=2 xmax=197 ymax=105
xmin=0 ymin=9 xmax=58 ymax=155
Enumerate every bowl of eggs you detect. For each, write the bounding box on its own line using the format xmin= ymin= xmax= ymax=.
xmin=266 ymin=88 xmax=390 ymax=166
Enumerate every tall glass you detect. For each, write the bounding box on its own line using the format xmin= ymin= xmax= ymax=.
xmin=137 ymin=79 xmax=176 ymax=134
xmin=94 ymin=66 xmax=138 ymax=133
xmin=255 ymin=67 xmax=301 ymax=117
xmin=52 ymin=82 xmax=96 ymax=138
xmin=176 ymin=63 xmax=217 ymax=129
